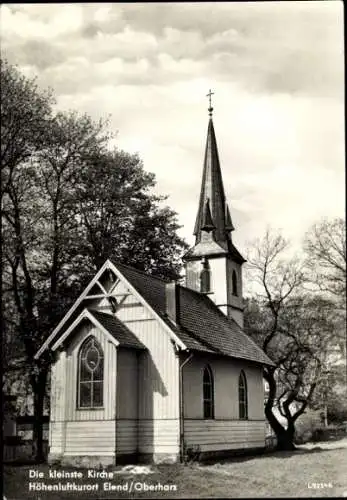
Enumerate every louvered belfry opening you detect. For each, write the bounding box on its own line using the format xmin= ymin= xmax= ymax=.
xmin=200 ymin=258 xmax=211 ymax=294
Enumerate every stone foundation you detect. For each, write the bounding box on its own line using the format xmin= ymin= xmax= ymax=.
xmin=48 ymin=453 xmax=116 ymax=468
xmin=138 ymin=452 xmax=179 ymax=464
xmin=48 ymin=448 xmax=263 ymax=467
xmin=197 ymin=446 xmax=265 ymax=463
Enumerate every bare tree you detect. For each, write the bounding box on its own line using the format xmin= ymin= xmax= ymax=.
xmin=245 ymin=228 xmax=335 ymax=450
xmin=303 ymin=216 xmax=346 ymax=420
xmin=304 ymin=217 xmax=346 ymax=302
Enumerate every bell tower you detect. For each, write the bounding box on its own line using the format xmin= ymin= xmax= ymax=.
xmin=183 ymin=90 xmax=246 ymax=328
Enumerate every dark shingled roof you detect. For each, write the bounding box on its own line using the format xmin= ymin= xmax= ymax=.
xmin=114 ymin=262 xmax=274 ymax=366
xmin=88 ymin=309 xmax=146 ymax=350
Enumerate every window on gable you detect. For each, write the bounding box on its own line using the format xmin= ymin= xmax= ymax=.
xmin=203 ymin=365 xmax=214 ymax=419
xmin=232 ymin=270 xmax=238 ymax=296
xmin=238 ymin=370 xmax=248 ymax=420
xmin=77 ymin=336 xmax=104 ymax=409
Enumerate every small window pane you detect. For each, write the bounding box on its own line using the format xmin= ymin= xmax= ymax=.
xmin=80 ymin=362 xmax=92 ymax=382
xmin=204 ymin=401 xmax=212 ymax=419
xmin=203 ymin=382 xmax=211 ymax=400
xmin=93 ymin=381 xmax=103 ymax=407
xmin=80 ymin=382 xmax=91 ymax=407
xmin=93 ymin=360 xmax=103 ymax=381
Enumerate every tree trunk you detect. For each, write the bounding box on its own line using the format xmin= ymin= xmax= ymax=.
xmin=32 ymin=369 xmax=47 ymax=462
xmin=264 ymin=369 xmax=297 ymax=451
xmin=275 ymin=422 xmax=296 ymax=451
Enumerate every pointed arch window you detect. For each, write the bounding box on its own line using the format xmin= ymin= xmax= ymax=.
xmin=203 ymin=365 xmax=214 ymax=419
xmin=238 ymin=370 xmax=248 ymax=420
xmin=232 ymin=270 xmax=238 ymax=296
xmin=77 ymin=336 xmax=104 ymax=409
xmin=200 ymin=258 xmax=211 ymax=294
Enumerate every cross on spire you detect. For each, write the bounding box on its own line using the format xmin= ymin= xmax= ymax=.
xmin=206 ymin=89 xmax=214 ymax=117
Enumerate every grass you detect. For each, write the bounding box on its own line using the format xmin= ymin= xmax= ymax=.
xmin=3 ymin=442 xmax=347 ymax=499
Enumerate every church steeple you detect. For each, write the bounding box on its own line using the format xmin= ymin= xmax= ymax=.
xmin=189 ymin=95 xmax=245 ymax=262
xmin=193 ymin=115 xmax=234 ymax=247
xmin=184 ymin=91 xmax=246 ymax=327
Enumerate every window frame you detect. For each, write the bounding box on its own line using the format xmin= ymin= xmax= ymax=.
xmin=238 ymin=370 xmax=248 ymax=420
xmin=77 ymin=336 xmax=104 ymax=410
xmin=203 ymin=364 xmax=215 ymax=419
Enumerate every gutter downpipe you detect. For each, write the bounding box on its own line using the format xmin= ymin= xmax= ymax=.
xmin=179 ymin=350 xmax=194 ymax=463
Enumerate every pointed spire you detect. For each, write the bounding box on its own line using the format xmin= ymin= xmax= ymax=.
xmin=193 ymin=105 xmax=231 ymax=245
xmin=201 ymin=199 xmax=215 ymax=232
xmin=185 ymin=92 xmax=246 ymax=264
xmin=225 ymin=203 xmax=234 ymax=232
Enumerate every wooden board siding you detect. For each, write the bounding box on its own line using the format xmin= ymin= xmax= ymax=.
xmin=116 ymin=420 xmax=137 ymax=455
xmin=64 ymin=420 xmax=115 ymax=456
xmin=49 ymin=351 xmax=66 ymax=455
xmin=65 ymin=323 xmax=117 ymax=422
xmin=138 ymin=419 xmax=180 ymax=455
xmin=115 ymin=284 xmax=180 ymax=421
xmin=49 ymin=422 xmax=65 ymax=455
xmin=183 ymin=355 xmax=264 ymax=420
xmin=184 ymin=419 xmax=265 ymax=451
xmin=113 ymin=279 xmax=180 ymax=456
xmin=117 ymin=350 xmax=138 ymax=419
xmin=50 ymin=350 xmax=66 ymax=422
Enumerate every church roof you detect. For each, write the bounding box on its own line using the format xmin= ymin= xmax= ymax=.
xmin=88 ymin=309 xmax=147 ymax=350
xmin=35 ymin=259 xmax=273 ymax=366
xmin=115 ymin=263 xmax=274 ymax=366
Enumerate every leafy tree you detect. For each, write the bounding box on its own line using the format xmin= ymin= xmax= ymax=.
xmin=309 ymin=364 xmax=347 ymax=425
xmin=1 ymin=60 xmax=187 ymax=460
xmin=2 ymin=106 xmax=110 ymax=460
xmin=1 ymin=59 xmax=54 ymax=201
xmin=76 ymin=148 xmax=187 ymax=278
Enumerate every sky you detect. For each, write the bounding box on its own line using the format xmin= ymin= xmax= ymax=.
xmin=1 ymin=2 xmax=345 ymax=268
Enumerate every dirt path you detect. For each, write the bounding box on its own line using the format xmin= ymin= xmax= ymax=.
xmin=299 ymin=437 xmax=347 ymax=450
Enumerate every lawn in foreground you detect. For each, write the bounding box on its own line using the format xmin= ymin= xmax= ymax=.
xmin=3 ymin=445 xmax=347 ymax=499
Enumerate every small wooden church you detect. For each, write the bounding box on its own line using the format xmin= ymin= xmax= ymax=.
xmin=35 ymin=100 xmax=274 ymax=467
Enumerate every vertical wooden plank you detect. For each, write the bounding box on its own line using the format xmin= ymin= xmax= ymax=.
xmin=65 ymin=353 xmax=73 ymax=422
xmin=106 ymin=341 xmax=117 ymax=420
xmin=56 ymin=351 xmax=66 ymax=422
xmin=50 ymin=361 xmax=57 ymax=423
